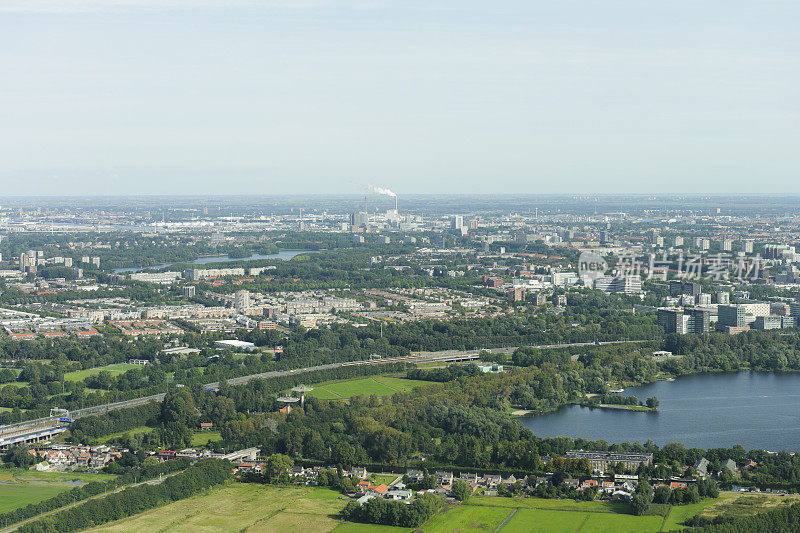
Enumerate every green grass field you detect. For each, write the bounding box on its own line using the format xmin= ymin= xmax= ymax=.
xmin=460 ymin=494 xmax=726 ymax=533
xmin=307 ymin=375 xmax=430 ymax=400
xmin=50 ymin=480 xmax=792 ymax=533
xmin=86 ymin=483 xmax=347 ymax=532
xmin=0 ymin=484 xmax=70 ymax=514
xmin=502 ymin=508 xmax=588 ymax=533
xmin=687 ymin=492 xmax=800 ymax=524
xmin=64 ymin=363 xmax=140 ymax=382
xmin=466 ymin=494 xmax=630 ymax=513
xmin=0 ymin=469 xmax=117 ymax=514
xmin=660 ymin=496 xmax=731 ymax=530
xmin=97 ymin=425 xmax=154 ymax=444
xmin=368 ymin=474 xmax=399 ymax=486
xmin=1 ymin=381 xmax=30 ymax=389
xmin=420 ymin=504 xmax=512 ymax=532
xmin=460 ymin=497 xmax=660 ymax=533
xmin=190 ymin=430 xmax=222 ymax=447
xmin=0 ymin=470 xmax=117 ymax=483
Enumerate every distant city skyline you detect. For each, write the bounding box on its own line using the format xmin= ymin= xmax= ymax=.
xmin=1 ymin=1 xmax=798 ymax=195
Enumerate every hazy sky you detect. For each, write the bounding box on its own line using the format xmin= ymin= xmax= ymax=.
xmin=1 ymin=1 xmax=798 ymax=195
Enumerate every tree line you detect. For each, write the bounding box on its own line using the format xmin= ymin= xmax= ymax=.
xmin=0 ymin=457 xmax=191 ymax=528
xmin=17 ymin=459 xmax=231 ymax=533
xmin=340 ymin=492 xmax=444 ymax=528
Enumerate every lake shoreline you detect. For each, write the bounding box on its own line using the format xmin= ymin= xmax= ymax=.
xmin=520 ymin=371 xmax=800 ymax=451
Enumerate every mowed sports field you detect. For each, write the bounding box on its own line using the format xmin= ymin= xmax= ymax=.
xmin=305 ymin=375 xmax=431 ymax=400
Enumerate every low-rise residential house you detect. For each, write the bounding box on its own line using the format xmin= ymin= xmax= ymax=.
xmin=458 ymin=473 xmax=478 ymax=486
xmin=91 ymin=452 xmax=112 ymax=467
xmin=348 ymin=467 xmax=368 ymax=479
xmin=722 ymin=459 xmax=737 ymax=474
xmin=158 ymin=450 xmax=177 ymax=462
xmin=564 ymin=479 xmax=580 ymax=489
xmin=290 ymin=465 xmax=305 ymax=477
xmin=406 ymin=469 xmax=424 ymax=482
xmin=670 ymin=481 xmax=688 ymax=490
xmin=176 ymin=448 xmax=200 ymax=459
xmin=356 ymin=494 xmax=375 ymax=505
xmin=612 ymin=490 xmax=632 ymax=501
xmin=385 ymin=490 xmax=412 ymax=501
xmin=694 ymin=458 xmax=709 ymax=478
xmin=503 ymin=474 xmax=517 ymax=485
xmin=435 ymin=471 xmax=454 ymax=487
xmin=483 ymin=474 xmax=502 ymax=488
xmin=369 ymin=484 xmax=389 ymax=496
xmin=43 ymin=449 xmax=70 ymax=465
xmin=237 ymin=462 xmax=255 ymax=473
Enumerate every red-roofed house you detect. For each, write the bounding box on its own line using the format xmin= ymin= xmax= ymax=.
xmin=370 ymin=484 xmax=389 ymax=495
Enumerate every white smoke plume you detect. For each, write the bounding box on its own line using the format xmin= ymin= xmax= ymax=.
xmin=368 ymin=185 xmax=397 ymax=197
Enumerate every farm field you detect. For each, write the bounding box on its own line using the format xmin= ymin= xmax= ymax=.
xmin=307 ymin=375 xmax=430 ymax=400
xmin=86 ymin=483 xmax=347 ymax=532
xmin=465 ymin=494 xmax=630 ymax=513
xmin=0 ymin=470 xmax=117 ymax=484
xmin=419 ymin=504 xmax=512 ymax=532
xmin=457 ymin=498 xmax=664 ymax=533
xmin=0 ymin=469 xmax=116 ymax=514
xmin=45 ymin=483 xmax=794 ymax=533
xmin=689 ymin=492 xmax=800 ymax=524
xmin=0 ymin=484 xmax=69 ymax=514
xmin=501 ymin=508 xmax=589 ymax=533
xmin=659 ymin=495 xmax=736 ymax=530
xmin=64 ymin=363 xmax=140 ymax=382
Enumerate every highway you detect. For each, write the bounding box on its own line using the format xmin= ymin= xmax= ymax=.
xmin=0 ymin=339 xmax=650 ymax=446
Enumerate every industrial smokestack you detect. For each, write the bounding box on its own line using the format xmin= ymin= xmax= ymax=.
xmin=368 ymin=184 xmax=398 ymax=214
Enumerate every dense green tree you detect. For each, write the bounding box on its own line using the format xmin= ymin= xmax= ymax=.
xmin=451 ymin=480 xmax=472 ymax=501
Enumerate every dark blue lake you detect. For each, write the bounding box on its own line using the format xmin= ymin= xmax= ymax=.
xmin=520 ymin=372 xmax=800 ymax=451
